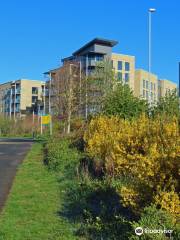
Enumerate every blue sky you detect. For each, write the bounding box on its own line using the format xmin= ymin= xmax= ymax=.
xmin=0 ymin=0 xmax=179 ymax=84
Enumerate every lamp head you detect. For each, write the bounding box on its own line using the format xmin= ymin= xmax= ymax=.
xmin=149 ymin=8 xmax=156 ymax=12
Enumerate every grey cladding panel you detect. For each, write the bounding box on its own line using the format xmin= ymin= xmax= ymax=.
xmin=94 ymin=44 xmax=112 ymax=55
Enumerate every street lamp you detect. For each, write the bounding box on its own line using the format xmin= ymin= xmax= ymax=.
xmin=148 ymin=8 xmax=156 ymax=103
xmin=49 ymin=72 xmax=53 ymax=135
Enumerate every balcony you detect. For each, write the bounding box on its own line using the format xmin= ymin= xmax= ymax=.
xmin=41 ymin=89 xmax=49 ymax=97
xmin=15 ymin=98 xmax=20 ymax=103
xmin=16 ymin=89 xmax=21 ymax=94
xmin=88 ymin=59 xmax=96 ymax=67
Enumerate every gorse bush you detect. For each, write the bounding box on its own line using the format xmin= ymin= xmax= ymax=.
xmin=84 ymin=115 xmax=180 ymax=218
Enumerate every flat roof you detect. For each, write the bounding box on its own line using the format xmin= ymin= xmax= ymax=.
xmin=44 ymin=67 xmax=61 ymax=75
xmin=0 ymin=79 xmax=45 ymax=86
xmin=73 ymin=38 xmax=118 ymax=56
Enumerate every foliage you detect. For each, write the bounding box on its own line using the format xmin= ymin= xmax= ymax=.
xmin=84 ymin=115 xmax=180 ymax=218
xmin=151 ymin=89 xmax=180 ymax=118
xmin=130 ymin=205 xmax=180 ymax=239
xmin=0 ymin=143 xmax=79 ymax=240
xmin=103 ymin=83 xmax=148 ymax=119
xmin=45 ymin=137 xmax=80 ymax=172
xmin=86 ymin=59 xmax=115 ymax=114
xmin=0 ymin=115 xmax=39 ymax=137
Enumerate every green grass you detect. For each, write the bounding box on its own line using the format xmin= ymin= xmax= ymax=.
xmin=0 ymin=143 xmax=80 ymax=240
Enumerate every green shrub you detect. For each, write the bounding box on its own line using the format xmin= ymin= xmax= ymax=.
xmin=103 ymin=83 xmax=148 ymax=119
xmin=130 ymin=205 xmax=180 ymax=240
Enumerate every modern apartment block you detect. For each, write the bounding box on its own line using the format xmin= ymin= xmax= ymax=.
xmin=45 ymin=38 xmax=177 ymax=116
xmin=158 ymin=79 xmax=177 ymax=98
xmin=62 ymin=38 xmax=135 ymax=90
xmin=134 ymin=69 xmax=177 ymax=103
xmin=111 ymin=53 xmax=135 ymax=91
xmin=135 ymin=69 xmax=158 ymax=103
xmin=0 ymin=79 xmax=45 ymax=117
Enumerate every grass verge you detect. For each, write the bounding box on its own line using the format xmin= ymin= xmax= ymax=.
xmin=0 ymin=142 xmax=80 ymax=240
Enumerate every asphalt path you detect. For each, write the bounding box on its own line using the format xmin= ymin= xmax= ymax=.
xmin=0 ymin=138 xmax=33 ymax=211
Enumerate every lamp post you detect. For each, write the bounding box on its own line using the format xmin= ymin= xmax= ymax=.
xmin=49 ymin=72 xmax=53 ymax=135
xmin=148 ymin=8 xmax=156 ymax=103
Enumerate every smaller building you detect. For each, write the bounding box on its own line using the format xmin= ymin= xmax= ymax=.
xmin=158 ymin=79 xmax=177 ymax=99
xmin=111 ymin=53 xmax=135 ymax=91
xmin=0 ymin=79 xmax=45 ymax=117
xmin=135 ymin=69 xmax=158 ymax=103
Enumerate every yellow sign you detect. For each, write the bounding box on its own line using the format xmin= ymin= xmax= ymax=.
xmin=42 ymin=115 xmax=51 ymax=125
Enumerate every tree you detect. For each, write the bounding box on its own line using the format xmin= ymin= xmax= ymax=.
xmin=51 ymin=61 xmax=83 ymax=134
xmin=85 ymin=59 xmax=115 ymax=116
xmin=102 ymin=83 xmax=148 ymax=119
xmin=151 ymin=89 xmax=180 ymax=119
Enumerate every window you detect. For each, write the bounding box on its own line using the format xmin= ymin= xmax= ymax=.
xmin=146 ymin=91 xmax=149 ymax=99
xmin=96 ymin=55 xmax=103 ymax=61
xmin=117 ymin=72 xmax=122 ymax=81
xmin=32 ymin=87 xmax=38 ymax=94
xmin=111 ymin=60 xmax=114 ymax=69
xmin=146 ymin=80 xmax=148 ymax=89
xmin=143 ymin=79 xmax=146 ymax=88
xmin=154 ymin=83 xmax=156 ymax=91
xmin=143 ymin=90 xmax=145 ymax=98
xmin=151 ymin=92 xmax=153 ymax=100
xmin=118 ymin=61 xmax=122 ymax=70
xmin=32 ymin=96 xmax=38 ymax=104
xmin=125 ymin=73 xmax=129 ymax=82
xmin=125 ymin=62 xmax=130 ymax=71
xmin=151 ymin=82 xmax=153 ymax=90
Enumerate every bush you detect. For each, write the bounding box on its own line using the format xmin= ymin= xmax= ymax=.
xmin=45 ymin=137 xmax=82 ymax=182
xmin=103 ymin=83 xmax=148 ymax=119
xmin=84 ymin=115 xmax=180 ymax=217
xmin=130 ymin=205 xmax=180 ymax=239
xmin=151 ymin=89 xmax=179 ymax=119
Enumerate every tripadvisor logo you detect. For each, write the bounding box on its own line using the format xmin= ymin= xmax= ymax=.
xmin=135 ymin=226 xmax=173 ymax=236
xmin=135 ymin=227 xmax=143 ymax=236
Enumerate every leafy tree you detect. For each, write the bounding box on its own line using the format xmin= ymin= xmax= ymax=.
xmin=151 ymin=89 xmax=180 ymax=118
xmin=102 ymin=83 xmax=148 ymax=119
xmin=86 ymin=59 xmax=115 ymax=115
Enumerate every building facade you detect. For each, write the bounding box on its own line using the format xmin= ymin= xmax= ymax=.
xmin=0 ymin=79 xmax=45 ymax=117
xmin=44 ymin=38 xmax=177 ymax=117
xmin=135 ymin=69 xmax=177 ymax=103
xmin=111 ymin=53 xmax=135 ymax=91
xmin=158 ymin=79 xmax=177 ymax=99
xmin=135 ymin=69 xmax=158 ymax=103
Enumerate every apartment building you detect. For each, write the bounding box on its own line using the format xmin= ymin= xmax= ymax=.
xmin=111 ymin=53 xmax=135 ymax=91
xmin=45 ymin=38 xmax=177 ymax=116
xmin=0 ymin=79 xmax=45 ymax=117
xmin=135 ymin=69 xmax=158 ymax=103
xmin=158 ymin=79 xmax=177 ymax=99
xmin=62 ymin=38 xmax=135 ymax=90
xmin=135 ymin=69 xmax=177 ymax=103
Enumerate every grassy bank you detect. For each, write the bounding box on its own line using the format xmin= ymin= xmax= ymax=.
xmin=0 ymin=143 xmax=80 ymax=240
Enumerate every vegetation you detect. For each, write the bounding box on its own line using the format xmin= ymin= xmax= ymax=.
xmin=0 ymin=61 xmax=179 ymax=239
xmin=151 ymin=89 xmax=179 ymax=118
xmin=0 ymin=115 xmax=39 ymax=137
xmin=84 ymin=115 xmax=180 ymax=217
xmin=0 ymin=143 xmax=81 ymax=240
xmin=103 ymin=83 xmax=148 ymax=119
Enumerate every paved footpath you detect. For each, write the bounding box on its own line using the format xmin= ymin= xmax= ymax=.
xmin=0 ymin=138 xmax=33 ymax=211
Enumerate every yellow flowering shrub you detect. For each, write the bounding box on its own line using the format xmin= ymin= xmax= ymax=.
xmin=154 ymin=191 xmax=180 ymax=219
xmin=84 ymin=115 xmax=180 ymax=217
